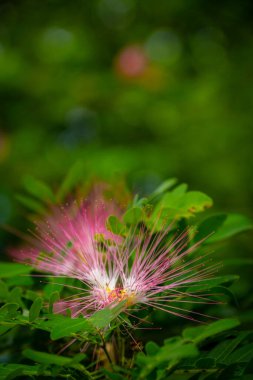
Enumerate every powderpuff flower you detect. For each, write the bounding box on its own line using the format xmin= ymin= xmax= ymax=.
xmin=10 ymin=196 xmax=121 ymax=278
xmin=11 ymin=197 xmax=218 ymax=322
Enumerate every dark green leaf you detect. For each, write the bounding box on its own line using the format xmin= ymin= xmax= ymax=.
xmin=207 ymin=214 xmax=253 ymax=243
xmin=183 ymin=319 xmax=240 ymax=344
xmin=195 ymin=357 xmax=216 ymax=368
xmin=29 ymin=297 xmax=43 ymax=322
xmin=225 ymin=343 xmax=253 ymax=364
xmin=0 ymin=303 xmax=20 ymax=318
xmin=0 ymin=326 xmax=13 ymax=335
xmin=56 ymin=161 xmax=85 ymax=202
xmin=223 ymin=258 xmax=253 ymax=266
xmin=210 ymin=331 xmax=252 ymax=364
xmin=23 ymin=176 xmax=55 ymax=203
xmin=15 ymin=194 xmax=46 ymax=214
xmin=195 ymin=214 xmax=227 ymax=243
xmin=0 ymin=281 xmax=9 ymax=299
xmin=145 ymin=341 xmax=160 ymax=356
xmin=0 ymin=364 xmax=43 ymax=379
xmin=186 ymin=275 xmax=240 ymax=292
xmin=49 ymin=291 xmax=60 ymax=314
xmin=136 ymin=338 xmax=198 ymax=379
xmin=23 ymin=348 xmax=85 ymax=366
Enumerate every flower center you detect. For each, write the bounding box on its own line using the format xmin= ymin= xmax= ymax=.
xmin=106 ymin=286 xmax=136 ymax=306
xmin=106 ymin=287 xmax=126 ymax=302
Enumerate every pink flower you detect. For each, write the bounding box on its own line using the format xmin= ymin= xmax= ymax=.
xmin=62 ymin=225 xmax=217 ymax=321
xmin=10 ymin=196 xmax=121 ymax=278
xmin=11 ymin=195 xmax=217 ymax=322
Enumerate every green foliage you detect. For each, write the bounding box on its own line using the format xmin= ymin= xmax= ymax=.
xmin=205 ymin=213 xmax=253 ymax=244
xmin=136 ymin=338 xmax=199 ymax=379
xmin=0 ymin=263 xmax=32 ymax=278
xmin=106 ymin=215 xmax=126 ymax=235
xmin=23 ymin=349 xmax=86 ymax=367
xmin=123 ymin=207 xmax=144 ymax=225
xmin=22 ymin=176 xmax=55 ymax=204
xmin=0 ymin=0 xmax=252 ymax=375
xmin=29 ymin=297 xmax=43 ymax=322
xmin=182 ymin=319 xmax=240 ymax=344
xmin=56 ymin=161 xmax=86 ymax=202
xmin=0 ymin=179 xmax=253 ymax=379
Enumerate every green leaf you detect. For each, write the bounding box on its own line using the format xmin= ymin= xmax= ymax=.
xmin=25 ymin=290 xmax=41 ymax=302
xmin=0 ymin=303 xmax=20 ymax=318
xmin=0 ymin=263 xmax=32 ymax=278
xmin=56 ymin=161 xmax=85 ymax=202
xmin=0 ymin=281 xmax=9 ymax=300
xmin=195 ymin=357 xmax=216 ymax=368
xmin=225 ymin=343 xmax=253 ymax=364
xmin=178 ymin=191 xmax=213 ymax=215
xmin=90 ymin=301 xmax=126 ymax=329
xmin=186 ymin=275 xmax=240 ymax=292
xmin=9 ymin=287 xmax=25 ymax=308
xmin=183 ymin=318 xmax=240 ymax=344
xmin=150 ymin=178 xmax=177 ymax=197
xmin=103 ymin=370 xmax=126 ymax=380
xmin=207 ymin=213 xmax=253 ymax=243
xmin=123 ymin=207 xmax=144 ymax=225
xmin=210 ymin=331 xmax=251 ymax=364
xmin=23 ymin=348 xmax=85 ymax=366
xmin=136 ymin=338 xmax=198 ymax=379
xmin=195 ymin=214 xmax=228 ymax=242
xmin=43 ymin=279 xmax=65 ymax=299
xmin=29 ymin=297 xmax=43 ymax=322
xmin=0 ymin=326 xmax=13 ymax=335
xmin=223 ymin=258 xmax=253 ymax=266
xmin=49 ymin=291 xmax=60 ymax=314
xmin=145 ymin=341 xmax=160 ymax=356
xmin=106 ymin=215 xmax=126 ymax=235
xmin=23 ymin=176 xmax=55 ymax=203
xmin=15 ymin=194 xmax=46 ymax=214
xmin=6 ymin=275 xmax=33 ymax=287
xmin=49 ymin=316 xmax=93 ymax=340
xmin=151 ymin=190 xmax=213 ymax=226
xmin=0 ymin=364 xmax=42 ymax=380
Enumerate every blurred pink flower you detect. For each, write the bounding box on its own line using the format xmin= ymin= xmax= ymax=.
xmin=10 ymin=195 xmax=121 ymax=278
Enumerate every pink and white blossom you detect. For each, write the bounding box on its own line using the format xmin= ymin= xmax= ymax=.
xmin=11 ymin=195 xmax=218 ymax=322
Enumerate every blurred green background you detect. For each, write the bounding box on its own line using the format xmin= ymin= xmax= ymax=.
xmin=0 ymin=0 xmax=252 ymax=252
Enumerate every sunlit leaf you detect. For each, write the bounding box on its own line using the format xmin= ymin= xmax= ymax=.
xmin=49 ymin=315 xmax=93 ymax=340
xmin=150 ymin=178 xmax=177 ymax=197
xmin=123 ymin=207 xmax=144 ymax=225
xmin=106 ymin=215 xmax=126 ymax=235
